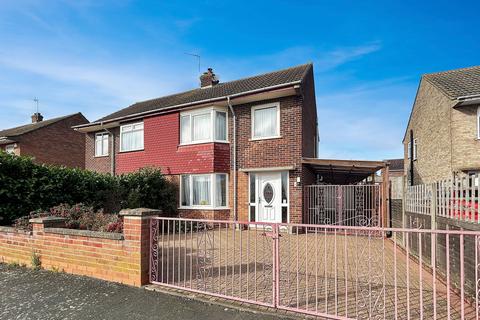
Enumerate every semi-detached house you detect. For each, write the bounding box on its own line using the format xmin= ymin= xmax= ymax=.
xmin=75 ymin=64 xmax=319 ymax=223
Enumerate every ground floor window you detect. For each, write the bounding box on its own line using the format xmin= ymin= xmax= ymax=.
xmin=180 ymin=173 xmax=228 ymax=209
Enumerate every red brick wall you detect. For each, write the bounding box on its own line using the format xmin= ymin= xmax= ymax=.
xmin=232 ymin=96 xmax=305 ymax=223
xmin=0 ymin=213 xmax=156 ymax=287
xmin=17 ymin=113 xmax=88 ymax=168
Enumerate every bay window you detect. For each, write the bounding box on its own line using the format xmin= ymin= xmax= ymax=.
xmin=120 ymin=122 xmax=144 ymax=152
xmin=180 ymin=107 xmax=227 ymax=144
xmin=95 ymin=132 xmax=109 ymax=157
xmin=180 ymin=173 xmax=228 ymax=208
xmin=252 ymin=103 xmax=280 ymax=139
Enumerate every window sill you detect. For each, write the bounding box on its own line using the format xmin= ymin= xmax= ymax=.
xmin=179 ymin=140 xmax=229 ymax=147
xmin=249 ymin=136 xmax=282 ymax=142
xmin=119 ymin=148 xmax=144 ymax=154
xmin=94 ymin=155 xmax=109 ymax=158
xmin=179 ymin=206 xmax=229 ymax=211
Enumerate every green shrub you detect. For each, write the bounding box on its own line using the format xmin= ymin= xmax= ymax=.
xmin=0 ymin=152 xmax=177 ymax=224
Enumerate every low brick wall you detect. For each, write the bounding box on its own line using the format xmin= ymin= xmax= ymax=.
xmin=0 ymin=208 xmax=160 ymax=287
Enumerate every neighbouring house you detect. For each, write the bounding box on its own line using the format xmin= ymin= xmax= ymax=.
xmin=0 ymin=112 xmax=89 ymax=168
xmin=403 ymin=66 xmax=480 ymax=185
xmin=75 ymin=64 xmax=319 ymax=223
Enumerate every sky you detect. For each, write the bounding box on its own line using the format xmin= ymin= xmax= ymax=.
xmin=0 ymin=0 xmax=479 ymax=160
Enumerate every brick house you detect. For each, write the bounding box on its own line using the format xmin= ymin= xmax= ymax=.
xmin=403 ymin=66 xmax=480 ymax=185
xmin=75 ymin=64 xmax=319 ymax=223
xmin=0 ymin=112 xmax=89 ymax=168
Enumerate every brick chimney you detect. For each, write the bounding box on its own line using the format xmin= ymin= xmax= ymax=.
xmin=200 ymin=68 xmax=219 ymax=88
xmin=31 ymin=112 xmax=43 ymax=123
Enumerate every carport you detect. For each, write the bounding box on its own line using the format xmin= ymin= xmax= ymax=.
xmin=302 ymin=158 xmax=390 ymax=227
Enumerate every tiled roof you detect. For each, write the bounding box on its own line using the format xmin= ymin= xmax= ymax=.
xmin=0 ymin=113 xmax=81 ymax=138
xmin=386 ymin=158 xmax=404 ymax=171
xmin=423 ymin=66 xmax=480 ymax=99
xmin=96 ymin=63 xmax=312 ymax=122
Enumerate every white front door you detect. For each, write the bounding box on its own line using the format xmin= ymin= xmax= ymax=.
xmin=257 ymin=172 xmax=282 ymax=223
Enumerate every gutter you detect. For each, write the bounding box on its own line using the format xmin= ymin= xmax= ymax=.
xmin=73 ymin=80 xmax=302 ymax=130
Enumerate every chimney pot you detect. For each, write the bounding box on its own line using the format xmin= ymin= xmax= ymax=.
xmin=200 ymin=68 xmax=219 ymax=88
xmin=31 ymin=112 xmax=43 ymax=123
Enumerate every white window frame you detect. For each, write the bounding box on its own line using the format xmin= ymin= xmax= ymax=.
xmin=179 ymin=173 xmax=228 ymax=209
xmin=5 ymin=144 xmax=15 ymax=154
xmin=477 ymin=106 xmax=480 ymax=139
xmin=251 ymin=102 xmax=281 ymax=140
xmin=120 ymin=121 xmax=144 ymax=152
xmin=180 ymin=106 xmax=228 ymax=145
xmin=413 ymin=138 xmax=417 ymax=161
xmin=94 ymin=132 xmax=109 ymax=157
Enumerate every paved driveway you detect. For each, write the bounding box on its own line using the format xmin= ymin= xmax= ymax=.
xmin=0 ymin=264 xmax=289 ymax=320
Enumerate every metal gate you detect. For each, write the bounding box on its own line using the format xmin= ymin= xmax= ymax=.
xmin=304 ymin=185 xmax=382 ymax=227
xmin=150 ymin=217 xmax=480 ymax=319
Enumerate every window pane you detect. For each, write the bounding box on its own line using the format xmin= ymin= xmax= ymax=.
xmin=250 ymin=206 xmax=256 ymax=222
xmin=95 ymin=137 xmax=102 ymax=156
xmin=254 ymin=106 xmax=277 ymax=137
xmin=181 ymin=175 xmax=190 ymax=206
xmin=193 ymin=113 xmax=211 ymax=141
xmin=180 ymin=115 xmax=191 ymax=143
xmin=193 ymin=175 xmax=211 ymax=205
xmin=121 ymin=124 xmax=144 ymax=151
xmin=281 ymin=172 xmax=288 ymax=204
xmin=249 ymin=173 xmax=256 ymax=203
xmin=215 ymin=112 xmax=227 ymax=141
xmin=102 ymin=135 xmax=108 ymax=156
xmin=215 ymin=174 xmax=227 ymax=207
xmin=282 ymin=207 xmax=288 ymax=223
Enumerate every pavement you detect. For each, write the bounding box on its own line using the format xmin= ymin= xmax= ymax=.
xmin=0 ymin=263 xmax=294 ymax=320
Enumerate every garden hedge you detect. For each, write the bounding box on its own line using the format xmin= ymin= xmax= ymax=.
xmin=0 ymin=152 xmax=177 ymax=225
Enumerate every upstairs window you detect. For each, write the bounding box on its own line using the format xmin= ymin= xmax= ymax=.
xmin=252 ymin=103 xmax=280 ymax=139
xmin=407 ymin=139 xmax=417 ymax=160
xmin=95 ymin=133 xmax=109 ymax=157
xmin=477 ymin=106 xmax=480 ymax=139
xmin=120 ymin=122 xmax=144 ymax=152
xmin=180 ymin=107 xmax=227 ymax=144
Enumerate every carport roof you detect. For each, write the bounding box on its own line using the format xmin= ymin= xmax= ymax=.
xmin=302 ymin=158 xmax=388 ymax=184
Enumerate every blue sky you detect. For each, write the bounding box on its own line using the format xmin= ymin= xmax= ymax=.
xmin=0 ymin=1 xmax=479 ymax=160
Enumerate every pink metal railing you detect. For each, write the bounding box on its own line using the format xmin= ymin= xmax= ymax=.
xmin=304 ymin=185 xmax=382 ymax=227
xmin=150 ymin=217 xmax=480 ymax=320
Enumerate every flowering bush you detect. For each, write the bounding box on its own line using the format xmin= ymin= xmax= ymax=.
xmin=14 ymin=203 xmax=123 ymax=233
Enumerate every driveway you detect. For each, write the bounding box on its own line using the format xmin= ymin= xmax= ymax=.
xmin=0 ymin=264 xmax=290 ymax=320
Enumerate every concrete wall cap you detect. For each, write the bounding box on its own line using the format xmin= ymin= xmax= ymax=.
xmin=29 ymin=216 xmax=67 ymax=224
xmin=119 ymin=208 xmax=162 ymax=217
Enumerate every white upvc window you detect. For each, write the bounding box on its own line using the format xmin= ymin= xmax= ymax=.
xmin=477 ymin=106 xmax=480 ymax=139
xmin=180 ymin=173 xmax=228 ymax=209
xmin=5 ymin=144 xmax=15 ymax=154
xmin=408 ymin=139 xmax=417 ymax=160
xmin=180 ymin=107 xmax=228 ymax=145
xmin=251 ymin=102 xmax=280 ymax=140
xmin=120 ymin=122 xmax=144 ymax=152
xmin=95 ymin=132 xmax=109 ymax=157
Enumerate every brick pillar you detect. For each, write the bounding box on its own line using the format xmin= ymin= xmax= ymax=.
xmin=29 ymin=216 xmax=66 ymax=234
xmin=119 ymin=208 xmax=161 ymax=286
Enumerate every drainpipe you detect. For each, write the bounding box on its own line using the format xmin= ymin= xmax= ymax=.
xmin=227 ymin=96 xmax=237 ymax=221
xmin=105 ymin=128 xmax=115 ymax=176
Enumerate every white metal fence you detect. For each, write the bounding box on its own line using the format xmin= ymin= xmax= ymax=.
xmin=405 ymin=174 xmax=480 ymax=224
